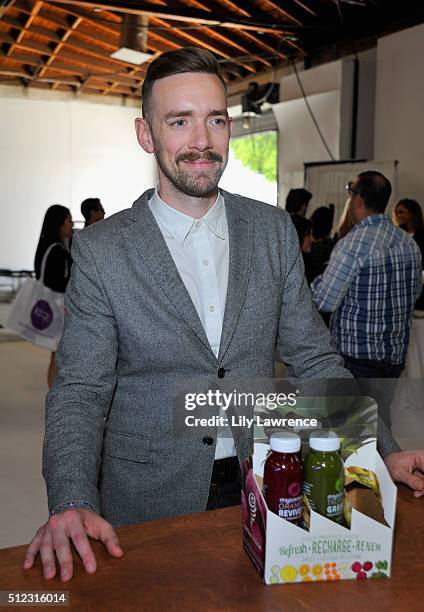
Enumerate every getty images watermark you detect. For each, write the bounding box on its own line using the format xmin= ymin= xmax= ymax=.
xmin=183 ymin=390 xmax=318 ymax=429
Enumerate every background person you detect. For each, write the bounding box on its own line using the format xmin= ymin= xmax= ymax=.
xmin=34 ymin=205 xmax=73 ymax=388
xmin=310 ymin=205 xmax=334 ymax=279
xmin=311 ymin=172 xmax=422 ymax=429
xmin=285 ymin=188 xmax=312 ymax=216
xmin=394 ymin=198 xmax=424 ymax=249
xmin=290 ymin=214 xmax=314 ymax=284
xmin=333 ymin=200 xmax=354 ymax=244
xmin=81 ymin=198 xmax=105 ymax=228
xmin=394 ymin=198 xmax=424 ymax=310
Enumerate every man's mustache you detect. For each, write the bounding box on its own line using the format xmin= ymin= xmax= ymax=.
xmin=176 ymin=152 xmax=223 ymax=164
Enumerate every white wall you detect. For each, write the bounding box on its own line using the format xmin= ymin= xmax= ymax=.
xmin=374 ymin=23 xmax=424 ymax=205
xmin=0 ymin=93 xmax=157 ymax=270
xmin=275 ymin=60 xmax=344 ymax=207
xmin=274 ymin=51 xmax=378 ymax=209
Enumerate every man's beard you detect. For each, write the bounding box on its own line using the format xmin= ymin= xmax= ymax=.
xmin=154 ymin=146 xmax=227 ymax=198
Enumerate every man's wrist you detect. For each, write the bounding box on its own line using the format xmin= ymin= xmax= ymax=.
xmin=49 ymin=500 xmax=96 ymax=516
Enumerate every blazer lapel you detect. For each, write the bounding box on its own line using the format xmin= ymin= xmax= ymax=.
xmin=126 ymin=190 xmax=214 ymax=356
xmin=218 ymin=191 xmax=253 ymax=362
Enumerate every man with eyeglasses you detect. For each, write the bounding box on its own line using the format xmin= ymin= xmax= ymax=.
xmin=311 ymin=171 xmax=422 ymax=429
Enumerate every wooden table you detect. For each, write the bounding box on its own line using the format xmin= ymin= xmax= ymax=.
xmin=0 ymin=487 xmax=423 ymax=611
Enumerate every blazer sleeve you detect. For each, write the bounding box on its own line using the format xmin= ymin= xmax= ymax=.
xmin=42 ymin=231 xmax=118 ymax=515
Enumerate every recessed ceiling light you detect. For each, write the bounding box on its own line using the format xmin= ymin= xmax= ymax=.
xmin=110 ymin=48 xmax=152 ymax=64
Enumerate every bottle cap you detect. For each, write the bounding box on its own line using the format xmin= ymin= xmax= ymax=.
xmin=269 ymin=431 xmax=301 ymax=453
xmin=309 ymin=430 xmax=340 ymax=452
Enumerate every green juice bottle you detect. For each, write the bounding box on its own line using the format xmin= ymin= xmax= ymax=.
xmin=304 ymin=431 xmax=344 ymax=524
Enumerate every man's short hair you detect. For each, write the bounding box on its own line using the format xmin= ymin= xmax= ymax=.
xmin=356 ymin=171 xmax=392 ymax=213
xmin=141 ymin=47 xmax=227 ymax=124
xmin=285 ymin=188 xmax=312 ymax=215
xmin=81 ymin=197 xmax=102 ymax=222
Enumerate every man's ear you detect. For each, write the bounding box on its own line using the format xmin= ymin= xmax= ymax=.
xmin=135 ymin=117 xmax=154 ymax=154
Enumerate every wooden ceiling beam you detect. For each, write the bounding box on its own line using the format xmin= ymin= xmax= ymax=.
xmin=234 ymin=29 xmax=289 ymax=62
xmin=3 ymin=11 xmax=119 ymax=53
xmin=102 ymin=65 xmax=142 ymax=96
xmin=0 ymin=50 xmax=44 ymax=68
xmin=0 ymin=31 xmax=15 ymax=45
xmin=206 ymin=28 xmax=273 ymax=69
xmin=46 ymin=0 xmax=286 ymax=33
xmin=39 ymin=2 xmax=120 ymax=36
xmin=250 ymin=0 xmax=312 ymax=26
xmin=7 ymin=25 xmax=148 ymax=74
xmin=165 ymin=0 xmax=273 ymax=69
xmin=0 ymin=67 xmax=82 ymax=85
xmin=151 ymin=16 xmax=256 ymax=73
xmin=213 ymin=0 xmax=250 ymax=18
xmin=6 ymin=0 xmax=43 ymax=56
xmin=195 ymin=0 xmax=299 ymax=57
xmin=0 ymin=0 xmax=17 ymax=19
xmin=37 ymin=15 xmax=82 ymax=77
xmin=291 ymin=0 xmax=317 ymax=18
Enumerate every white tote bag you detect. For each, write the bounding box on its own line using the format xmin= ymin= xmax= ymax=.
xmin=5 ymin=243 xmax=66 ymax=351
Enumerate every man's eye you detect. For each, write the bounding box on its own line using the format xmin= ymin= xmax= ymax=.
xmin=211 ymin=118 xmax=226 ymax=126
xmin=172 ymin=119 xmax=186 ymax=127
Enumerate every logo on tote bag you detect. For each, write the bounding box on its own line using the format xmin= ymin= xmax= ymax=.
xmin=31 ymin=300 xmax=53 ymax=330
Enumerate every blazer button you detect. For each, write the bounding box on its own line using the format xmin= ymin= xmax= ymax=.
xmin=202 ymin=436 xmax=214 ymax=446
xmin=217 ymin=367 xmax=225 ymax=379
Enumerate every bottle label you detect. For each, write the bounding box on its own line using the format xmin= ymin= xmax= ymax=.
xmin=278 ymin=495 xmax=303 ymax=521
xmin=326 ymin=492 xmax=344 ymax=518
xmin=304 ymin=482 xmax=344 ymax=521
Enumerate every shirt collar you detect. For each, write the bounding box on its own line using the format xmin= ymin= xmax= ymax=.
xmin=149 ymin=188 xmax=226 ymax=246
xmin=354 ymin=213 xmax=391 ymax=231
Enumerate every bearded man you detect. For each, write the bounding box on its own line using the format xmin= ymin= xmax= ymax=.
xmin=24 ymin=47 xmax=424 ymax=584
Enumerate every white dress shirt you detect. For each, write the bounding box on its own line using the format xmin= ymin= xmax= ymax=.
xmin=149 ymin=189 xmax=236 ymax=460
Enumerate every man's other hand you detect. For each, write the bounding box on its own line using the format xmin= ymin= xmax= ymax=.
xmin=23 ymin=508 xmax=124 ymax=581
xmin=385 ymin=450 xmax=424 ymax=498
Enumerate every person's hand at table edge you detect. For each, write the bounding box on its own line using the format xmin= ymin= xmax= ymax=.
xmin=385 ymin=450 xmax=424 ymax=498
xmin=23 ymin=508 xmax=124 ymax=581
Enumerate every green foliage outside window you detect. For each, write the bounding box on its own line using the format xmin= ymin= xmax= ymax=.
xmin=230 ymin=131 xmax=277 ymax=183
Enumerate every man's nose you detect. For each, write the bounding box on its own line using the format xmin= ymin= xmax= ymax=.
xmin=189 ymin=121 xmax=212 ymax=150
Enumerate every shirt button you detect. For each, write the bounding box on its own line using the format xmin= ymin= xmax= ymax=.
xmin=209 ymin=305 xmax=215 ymax=312
xmin=203 ymin=259 xmax=209 ymax=266
xmin=218 ymin=368 xmax=225 ymax=379
xmin=195 ymin=221 xmax=202 ymax=228
xmin=202 ymin=436 xmax=214 ymax=446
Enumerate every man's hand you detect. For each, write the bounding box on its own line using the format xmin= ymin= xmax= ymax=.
xmin=23 ymin=508 xmax=123 ymax=582
xmin=385 ymin=450 xmax=424 ymax=498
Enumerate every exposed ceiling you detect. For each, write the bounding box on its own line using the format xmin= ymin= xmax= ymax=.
xmin=0 ymin=0 xmax=423 ymax=102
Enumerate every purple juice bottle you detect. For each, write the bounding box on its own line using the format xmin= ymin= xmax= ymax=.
xmin=262 ymin=432 xmax=303 ymax=525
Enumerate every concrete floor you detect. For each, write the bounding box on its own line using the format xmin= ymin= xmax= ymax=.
xmin=0 ymin=336 xmax=49 ymax=549
xmin=0 ymin=333 xmax=423 ymax=551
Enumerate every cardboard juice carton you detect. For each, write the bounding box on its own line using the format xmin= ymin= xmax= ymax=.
xmin=241 ymin=439 xmax=397 ymax=584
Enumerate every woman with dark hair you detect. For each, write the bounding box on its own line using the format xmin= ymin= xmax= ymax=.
xmin=394 ymin=199 xmax=424 ymax=255
xmin=394 ymin=198 xmax=424 ymax=310
xmin=34 ymin=205 xmax=73 ymax=387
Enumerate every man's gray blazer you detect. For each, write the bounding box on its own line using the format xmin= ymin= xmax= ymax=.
xmin=43 ymin=189 xmax=399 ymax=527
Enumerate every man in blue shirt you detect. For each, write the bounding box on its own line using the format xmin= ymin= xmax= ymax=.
xmin=311 ymin=171 xmax=422 ymax=427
